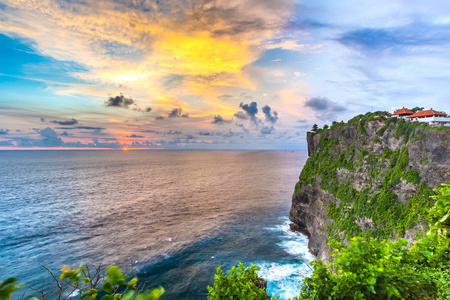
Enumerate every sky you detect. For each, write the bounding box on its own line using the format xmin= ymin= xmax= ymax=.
xmin=0 ymin=0 xmax=449 ymax=150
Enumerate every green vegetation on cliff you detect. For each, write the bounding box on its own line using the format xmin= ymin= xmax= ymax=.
xmin=296 ymin=112 xmax=449 ymax=243
xmin=295 ymin=183 xmax=450 ymax=300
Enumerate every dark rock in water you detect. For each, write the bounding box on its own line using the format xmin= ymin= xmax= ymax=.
xmin=289 ymin=222 xmax=300 ymax=232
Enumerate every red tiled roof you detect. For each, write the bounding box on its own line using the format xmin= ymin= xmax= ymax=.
xmin=407 ymin=109 xmax=447 ymax=118
xmin=391 ymin=108 xmax=414 ymax=115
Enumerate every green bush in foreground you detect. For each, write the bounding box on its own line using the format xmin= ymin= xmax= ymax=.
xmin=296 ymin=183 xmax=450 ymax=300
xmin=207 ymin=262 xmax=278 ymax=300
xmin=0 ymin=265 xmax=163 ymax=300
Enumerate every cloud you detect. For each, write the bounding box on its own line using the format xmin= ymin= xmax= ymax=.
xmin=36 ymin=127 xmax=59 ymax=139
xmin=40 ymin=117 xmax=45 ymax=122
xmin=238 ymin=101 xmax=260 ymax=125
xmin=223 ymin=130 xmax=235 ymax=138
xmin=105 ymin=93 xmax=151 ymax=112
xmin=126 ymin=134 xmax=144 ymax=138
xmin=211 ymin=115 xmax=231 ymax=125
xmin=262 ymin=105 xmax=278 ymax=124
xmin=105 ymin=94 xmax=136 ymax=108
xmin=233 ymin=111 xmax=249 ymax=120
xmin=155 ymin=115 xmax=165 ymax=120
xmin=0 ymin=129 xmax=10 ymax=134
xmin=199 ymin=131 xmax=213 ymax=136
xmin=264 ymin=40 xmax=321 ymax=52
xmin=55 ymin=126 xmax=105 ymax=130
xmin=304 ymin=97 xmax=345 ymax=112
xmin=337 ymin=23 xmax=450 ymax=52
xmin=168 ymin=108 xmax=189 ymax=118
xmin=61 ymin=131 xmax=69 ymax=136
xmin=140 ymin=129 xmax=160 ymax=133
xmin=50 ymin=118 xmax=78 ymax=125
xmin=167 ymin=130 xmax=182 ymax=135
xmin=261 ymin=125 xmax=275 ymax=134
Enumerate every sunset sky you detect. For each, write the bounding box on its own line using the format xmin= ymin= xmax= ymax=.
xmin=0 ymin=0 xmax=449 ymax=149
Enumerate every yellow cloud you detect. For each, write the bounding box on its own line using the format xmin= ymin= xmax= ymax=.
xmin=0 ymin=0 xmax=298 ymax=119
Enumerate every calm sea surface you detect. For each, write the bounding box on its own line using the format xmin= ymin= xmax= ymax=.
xmin=0 ymin=150 xmax=313 ymax=299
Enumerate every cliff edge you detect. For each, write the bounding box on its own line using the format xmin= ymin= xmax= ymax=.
xmin=290 ymin=112 xmax=450 ymax=260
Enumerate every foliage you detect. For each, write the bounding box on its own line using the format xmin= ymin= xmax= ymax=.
xmin=0 ymin=278 xmax=21 ymax=300
xmin=296 ymin=183 xmax=450 ymax=300
xmin=1 ymin=265 xmax=163 ymax=300
xmin=293 ymin=111 xmax=446 ymax=243
xmin=410 ymin=107 xmax=424 ymax=113
xmin=428 ymin=183 xmax=450 ymax=246
xmin=207 ymin=263 xmax=278 ymax=300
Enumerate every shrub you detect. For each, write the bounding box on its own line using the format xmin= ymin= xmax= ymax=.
xmin=1 ymin=265 xmax=164 ymax=300
xmin=207 ymin=263 xmax=277 ymax=300
xmin=296 ymin=183 xmax=450 ymax=300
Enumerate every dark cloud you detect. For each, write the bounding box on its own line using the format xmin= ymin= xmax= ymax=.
xmin=233 ymin=111 xmax=248 ymax=120
xmin=304 ymin=97 xmax=345 ymax=112
xmin=37 ymin=127 xmax=59 ymax=139
xmin=185 ymin=135 xmax=195 ymax=140
xmin=50 ymin=118 xmax=78 ymax=126
xmin=167 ymin=130 xmax=182 ymax=135
xmin=297 ymin=119 xmax=308 ymax=123
xmin=145 ymin=106 xmax=152 ymax=112
xmin=239 ymin=101 xmax=258 ymax=124
xmin=155 ymin=115 xmax=165 ymax=120
xmin=40 ymin=117 xmax=45 ymax=122
xmin=55 ymin=126 xmax=105 ymax=130
xmin=61 ymin=131 xmax=69 ymax=136
xmin=239 ymin=101 xmax=258 ymax=117
xmin=168 ymin=108 xmax=189 ymax=118
xmin=15 ymin=129 xmax=22 ymax=132
xmin=0 ymin=129 xmax=10 ymax=134
xmin=199 ymin=131 xmax=213 ymax=136
xmin=127 ymin=134 xmax=144 ymax=138
xmin=262 ymin=105 xmax=278 ymax=124
xmin=141 ymin=129 xmax=160 ymax=133
xmin=77 ymin=126 xmax=105 ymax=130
xmin=261 ymin=126 xmax=275 ymax=134
xmin=105 ymin=93 xmax=136 ymax=108
xmin=211 ymin=115 xmax=231 ymax=125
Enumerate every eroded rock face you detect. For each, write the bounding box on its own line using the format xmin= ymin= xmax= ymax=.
xmin=291 ymin=119 xmax=450 ymax=260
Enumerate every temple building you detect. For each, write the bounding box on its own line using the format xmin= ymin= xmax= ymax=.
xmin=406 ymin=109 xmax=450 ymax=127
xmin=390 ymin=107 xmax=414 ymax=119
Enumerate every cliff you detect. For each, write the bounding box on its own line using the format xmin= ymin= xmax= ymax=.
xmin=290 ymin=112 xmax=450 ymax=260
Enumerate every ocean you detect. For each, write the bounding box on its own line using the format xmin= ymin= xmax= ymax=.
xmin=0 ymin=150 xmax=313 ymax=299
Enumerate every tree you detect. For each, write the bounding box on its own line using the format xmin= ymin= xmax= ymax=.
xmin=410 ymin=107 xmax=424 ymax=113
xmin=311 ymin=124 xmax=318 ymax=132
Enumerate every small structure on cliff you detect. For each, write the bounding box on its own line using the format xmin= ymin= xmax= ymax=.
xmin=390 ymin=107 xmax=414 ymax=119
xmin=406 ymin=109 xmax=450 ymax=127
xmin=390 ymin=107 xmax=449 ymax=127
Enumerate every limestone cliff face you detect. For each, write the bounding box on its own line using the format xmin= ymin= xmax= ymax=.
xmin=290 ymin=115 xmax=450 ymax=260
